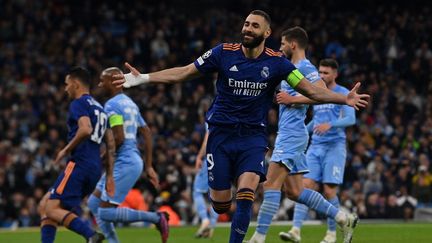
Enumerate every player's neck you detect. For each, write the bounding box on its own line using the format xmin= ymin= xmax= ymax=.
xmin=291 ymin=50 xmax=306 ymax=64
xmin=111 ymin=90 xmax=122 ymax=98
xmin=74 ymin=89 xmax=89 ymax=99
xmin=242 ymin=44 xmax=264 ymax=59
xmin=327 ymin=81 xmax=337 ymax=89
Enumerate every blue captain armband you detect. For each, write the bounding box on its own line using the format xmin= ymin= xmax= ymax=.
xmin=287 ymin=69 xmax=304 ymax=88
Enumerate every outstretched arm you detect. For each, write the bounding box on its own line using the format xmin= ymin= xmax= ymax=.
xmin=287 ymin=71 xmax=369 ymax=110
xmin=113 ymin=62 xmax=202 ymax=88
xmin=276 ymin=79 xmax=327 ymax=105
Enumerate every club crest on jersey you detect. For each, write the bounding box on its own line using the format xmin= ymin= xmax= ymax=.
xmin=261 ymin=66 xmax=269 ymax=78
xmin=202 ymin=49 xmax=212 ymax=59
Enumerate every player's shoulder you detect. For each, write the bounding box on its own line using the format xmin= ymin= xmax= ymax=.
xmin=336 ymin=84 xmax=350 ymax=94
xmin=222 ymin=43 xmax=241 ymax=51
xmin=264 ymin=47 xmax=284 ymax=57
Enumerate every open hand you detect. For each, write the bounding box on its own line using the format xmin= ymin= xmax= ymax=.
xmin=347 ymin=82 xmax=369 ymax=110
xmin=276 ymin=91 xmax=295 ymax=105
xmin=112 ymin=62 xmax=143 ymax=88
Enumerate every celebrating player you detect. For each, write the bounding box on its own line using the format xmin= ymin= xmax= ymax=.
xmin=113 ymin=10 xmax=368 ymax=243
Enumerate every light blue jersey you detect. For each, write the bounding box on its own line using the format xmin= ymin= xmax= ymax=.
xmin=305 ymin=84 xmax=355 ymax=184
xmin=308 ymin=85 xmax=354 ymax=145
xmin=105 ymin=93 xmax=146 ymax=157
xmin=271 ymin=59 xmax=320 ymax=174
xmin=97 ymin=93 xmax=147 ymax=204
xmin=278 ymin=59 xmax=321 ymax=135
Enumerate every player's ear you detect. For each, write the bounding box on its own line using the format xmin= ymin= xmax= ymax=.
xmin=264 ymin=27 xmax=271 ymax=39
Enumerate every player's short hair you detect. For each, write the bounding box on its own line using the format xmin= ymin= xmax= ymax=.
xmin=250 ymin=10 xmax=271 ymax=26
xmin=281 ymin=26 xmax=309 ymax=49
xmin=68 ymin=66 xmax=91 ymax=87
xmin=319 ymin=58 xmax=339 ymax=70
xmin=102 ymin=67 xmax=123 ymax=75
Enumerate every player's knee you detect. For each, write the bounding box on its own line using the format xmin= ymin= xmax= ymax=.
xmin=284 ymin=187 xmax=301 ymax=201
xmin=210 ymin=198 xmax=232 ymax=214
xmin=87 ymin=194 xmax=101 ymax=215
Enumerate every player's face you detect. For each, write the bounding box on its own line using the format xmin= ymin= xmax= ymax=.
xmin=279 ymin=36 xmax=294 ymax=57
xmin=64 ymin=75 xmax=76 ymax=99
xmin=319 ymin=66 xmax=338 ymax=85
xmin=241 ymin=14 xmax=270 ymax=48
xmin=98 ymin=71 xmax=120 ymax=95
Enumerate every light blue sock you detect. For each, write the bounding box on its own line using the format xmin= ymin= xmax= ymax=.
xmin=256 ymin=190 xmax=281 ymax=235
xmin=293 ymin=203 xmax=309 ymax=228
xmin=87 ymin=195 xmax=119 ymax=243
xmin=297 ymin=189 xmax=338 ymax=219
xmin=209 ymin=207 xmax=219 ymax=228
xmin=327 ymin=197 xmax=340 ymax=232
xmin=193 ymin=190 xmax=209 ymax=222
xmin=99 ymin=207 xmax=160 ymax=224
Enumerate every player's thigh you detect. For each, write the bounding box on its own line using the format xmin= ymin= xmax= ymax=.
xmin=304 ymin=145 xmax=324 ymax=182
xmin=101 ymin=160 xmax=143 ymax=205
xmin=50 ymin=162 xmax=99 ymax=211
xmin=38 ymin=191 xmax=51 ymax=216
xmin=271 ymin=135 xmax=308 ymax=175
xmin=235 ymin=133 xmax=268 ymax=184
xmin=206 ymin=144 xmax=233 ymax=191
xmin=322 ymin=143 xmax=346 ymax=184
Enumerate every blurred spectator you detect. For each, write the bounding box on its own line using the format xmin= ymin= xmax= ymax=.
xmin=1 ymin=0 xmax=432 ymax=227
xmin=412 ymin=165 xmax=432 ymax=208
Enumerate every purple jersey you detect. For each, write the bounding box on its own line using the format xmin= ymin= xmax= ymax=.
xmin=194 ymin=43 xmax=298 ymax=127
xmin=67 ymin=94 xmax=107 ymax=169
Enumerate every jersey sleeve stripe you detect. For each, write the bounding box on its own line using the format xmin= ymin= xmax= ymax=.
xmin=287 ymin=69 xmax=304 ymax=88
xmin=56 ymin=161 xmax=76 ymax=195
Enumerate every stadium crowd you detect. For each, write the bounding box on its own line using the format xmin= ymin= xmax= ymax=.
xmin=1 ymin=0 xmax=431 ymax=227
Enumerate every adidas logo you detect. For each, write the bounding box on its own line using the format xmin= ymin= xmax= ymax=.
xmin=229 ymin=65 xmax=238 ymax=71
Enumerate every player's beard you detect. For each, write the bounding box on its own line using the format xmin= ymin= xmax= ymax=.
xmin=241 ymin=32 xmax=265 ymax=48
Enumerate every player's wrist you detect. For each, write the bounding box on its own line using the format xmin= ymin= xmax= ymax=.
xmin=123 ymin=73 xmax=150 ymax=88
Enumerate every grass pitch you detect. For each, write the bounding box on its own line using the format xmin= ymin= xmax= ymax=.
xmin=0 ymin=223 xmax=431 ymax=242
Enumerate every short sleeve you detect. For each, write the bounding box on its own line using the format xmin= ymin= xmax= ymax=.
xmin=104 ymin=101 xmax=120 ymax=118
xmin=279 ymin=59 xmax=303 ymax=88
xmin=105 ymin=101 xmax=124 ymax=128
xmin=299 ymin=65 xmax=320 ymax=84
xmin=138 ymin=113 xmax=147 ymax=127
xmin=193 ymin=44 xmax=223 ymax=74
xmin=70 ymin=99 xmax=89 ymax=120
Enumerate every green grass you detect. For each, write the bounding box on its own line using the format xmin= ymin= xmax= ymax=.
xmin=0 ymin=223 xmax=431 ymax=242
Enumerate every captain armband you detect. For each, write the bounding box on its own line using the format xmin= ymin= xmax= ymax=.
xmin=109 ymin=114 xmax=124 ymax=127
xmin=286 ymin=69 xmax=304 ymax=88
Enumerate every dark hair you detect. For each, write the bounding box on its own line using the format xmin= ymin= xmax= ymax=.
xmin=68 ymin=66 xmax=91 ymax=87
xmin=319 ymin=58 xmax=339 ymax=70
xmin=250 ymin=10 xmax=271 ymax=26
xmin=281 ymin=26 xmax=308 ymax=49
